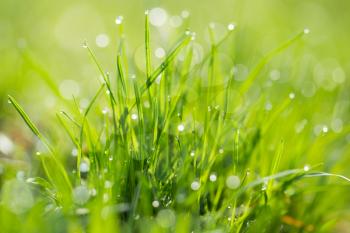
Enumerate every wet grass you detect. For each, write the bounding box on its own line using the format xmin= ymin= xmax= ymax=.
xmin=2 ymin=12 xmax=350 ymax=233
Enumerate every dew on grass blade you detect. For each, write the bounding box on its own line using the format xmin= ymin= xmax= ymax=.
xmin=131 ymin=113 xmax=138 ymax=120
xmin=102 ymin=107 xmax=109 ymax=115
xmin=115 ymin=15 xmax=124 ymax=25
xmin=177 ymin=124 xmax=185 ymax=132
xmin=322 ymin=126 xmax=328 ymax=133
xmin=82 ymin=40 xmax=88 ymax=48
xmin=73 ymin=185 xmax=90 ymax=205
xmin=303 ymin=165 xmax=310 ymax=172
xmin=303 ymin=28 xmax=310 ymax=34
xmin=209 ymin=173 xmax=217 ymax=182
xmin=152 ymin=200 xmax=160 ymax=208
xmin=191 ymin=180 xmax=200 ymax=191
xmin=226 ymin=175 xmax=240 ymax=189
xmin=289 ymin=92 xmax=296 ymax=99
xmin=227 ymin=23 xmax=235 ymax=31
xmin=79 ymin=161 xmax=90 ymax=173
xmin=190 ymin=151 xmax=195 ymax=157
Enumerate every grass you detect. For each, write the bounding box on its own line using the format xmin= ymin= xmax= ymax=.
xmin=2 ymin=12 xmax=350 ymax=233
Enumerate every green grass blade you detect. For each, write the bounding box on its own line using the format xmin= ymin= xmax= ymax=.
xmin=239 ymin=30 xmax=307 ymax=94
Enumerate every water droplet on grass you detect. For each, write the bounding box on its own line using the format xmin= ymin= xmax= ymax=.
xmin=131 ymin=113 xmax=138 ymax=120
xmin=79 ymin=161 xmax=90 ymax=173
xmin=115 ymin=15 xmax=124 ymax=25
xmin=303 ymin=165 xmax=310 ymax=171
xmin=289 ymin=92 xmax=295 ymax=99
xmin=102 ymin=107 xmax=109 ymax=115
xmin=191 ymin=180 xmax=200 ymax=191
xmin=152 ymin=200 xmax=160 ymax=208
xmin=190 ymin=151 xmax=195 ymax=157
xmin=227 ymin=23 xmax=235 ymax=31
xmin=82 ymin=40 xmax=88 ymax=48
xmin=226 ymin=176 xmax=240 ymax=189
xmin=73 ymin=186 xmax=90 ymax=205
xmin=322 ymin=126 xmax=328 ymax=133
xmin=209 ymin=173 xmax=217 ymax=182
xmin=303 ymin=28 xmax=310 ymax=34
xmin=177 ymin=124 xmax=185 ymax=132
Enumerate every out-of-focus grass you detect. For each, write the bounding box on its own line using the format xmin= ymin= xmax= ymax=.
xmin=1 ymin=0 xmax=350 ymax=232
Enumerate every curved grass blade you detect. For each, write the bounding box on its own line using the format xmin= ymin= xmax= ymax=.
xmin=239 ymin=30 xmax=308 ymax=94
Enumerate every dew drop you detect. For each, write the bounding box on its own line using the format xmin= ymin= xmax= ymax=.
xmin=115 ymin=15 xmax=124 ymax=25
xmin=152 ymin=200 xmax=160 ymax=208
xmin=190 ymin=151 xmax=195 ymax=157
xmin=131 ymin=113 xmax=138 ymax=120
xmin=82 ymin=40 xmax=88 ymax=49
xmin=191 ymin=180 xmax=200 ymax=191
xmin=322 ymin=126 xmax=328 ymax=133
xmin=102 ymin=107 xmax=109 ymax=115
xmin=304 ymin=28 xmax=310 ymax=34
xmin=289 ymin=92 xmax=295 ymax=99
xmin=226 ymin=175 xmax=240 ymax=189
xmin=209 ymin=173 xmax=217 ymax=182
xmin=177 ymin=124 xmax=185 ymax=132
xmin=227 ymin=23 xmax=235 ymax=31
xmin=303 ymin=165 xmax=310 ymax=172
xmin=79 ymin=161 xmax=90 ymax=173
xmin=73 ymin=185 xmax=90 ymax=205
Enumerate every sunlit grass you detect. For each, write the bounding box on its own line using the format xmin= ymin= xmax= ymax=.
xmin=2 ymin=11 xmax=350 ymax=233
